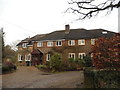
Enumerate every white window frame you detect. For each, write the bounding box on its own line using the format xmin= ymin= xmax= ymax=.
xmin=56 ymin=40 xmax=62 ymax=46
xmin=46 ymin=53 xmax=51 ymax=61
xmin=25 ymin=54 xmax=31 ymax=61
xmin=78 ymin=39 xmax=85 ymax=45
xmin=18 ymin=54 xmax=23 ymax=61
xmin=91 ymin=39 xmax=95 ymax=45
xmin=37 ymin=41 xmax=43 ymax=47
xmin=47 ymin=41 xmax=53 ymax=47
xmin=78 ymin=53 xmax=86 ymax=59
xmin=68 ymin=53 xmax=75 ymax=59
xmin=22 ymin=43 xmax=27 ymax=48
xmin=68 ymin=40 xmax=75 ymax=46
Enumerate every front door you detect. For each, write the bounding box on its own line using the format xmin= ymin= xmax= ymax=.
xmin=31 ymin=49 xmax=43 ymax=66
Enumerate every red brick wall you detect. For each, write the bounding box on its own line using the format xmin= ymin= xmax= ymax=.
xmin=18 ymin=39 xmax=94 ymax=65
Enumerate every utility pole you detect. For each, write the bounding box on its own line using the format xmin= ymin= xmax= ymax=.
xmin=0 ymin=28 xmax=3 ymax=63
xmin=118 ymin=8 xmax=120 ymax=33
xmin=0 ymin=28 xmax=3 ymax=89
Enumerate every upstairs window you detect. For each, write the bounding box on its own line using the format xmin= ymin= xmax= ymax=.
xmin=47 ymin=41 xmax=53 ymax=47
xmin=22 ymin=43 xmax=27 ymax=48
xmin=91 ymin=39 xmax=95 ymax=45
xmin=56 ymin=40 xmax=62 ymax=46
xmin=68 ymin=40 xmax=75 ymax=46
xmin=78 ymin=53 xmax=86 ymax=59
xmin=37 ymin=41 xmax=43 ymax=47
xmin=68 ymin=53 xmax=75 ymax=59
xmin=46 ymin=53 xmax=51 ymax=61
xmin=78 ymin=39 xmax=85 ymax=45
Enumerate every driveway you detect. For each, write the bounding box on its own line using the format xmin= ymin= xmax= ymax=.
xmin=2 ymin=66 xmax=84 ymax=88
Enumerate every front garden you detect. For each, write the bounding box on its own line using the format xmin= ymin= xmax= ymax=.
xmin=36 ymin=34 xmax=120 ymax=88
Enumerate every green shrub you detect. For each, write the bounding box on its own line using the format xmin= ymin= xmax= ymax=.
xmin=2 ymin=61 xmax=16 ymax=73
xmin=36 ymin=65 xmax=47 ymax=69
xmin=68 ymin=58 xmax=75 ymax=62
xmin=46 ymin=61 xmax=50 ymax=66
xmin=2 ymin=66 xmax=11 ymax=72
xmin=83 ymin=56 xmax=92 ymax=67
xmin=49 ymin=53 xmax=61 ymax=72
xmin=59 ymin=61 xmax=69 ymax=71
xmin=77 ymin=56 xmax=92 ymax=67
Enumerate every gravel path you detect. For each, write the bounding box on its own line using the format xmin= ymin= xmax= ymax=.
xmin=2 ymin=66 xmax=84 ymax=88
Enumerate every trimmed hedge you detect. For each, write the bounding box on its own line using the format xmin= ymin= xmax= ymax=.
xmin=84 ymin=68 xmax=120 ymax=88
xmin=2 ymin=61 xmax=17 ymax=73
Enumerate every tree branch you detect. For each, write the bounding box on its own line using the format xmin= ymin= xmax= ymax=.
xmin=67 ymin=0 xmax=120 ymax=19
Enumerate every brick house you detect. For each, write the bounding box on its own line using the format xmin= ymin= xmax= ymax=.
xmin=16 ymin=25 xmax=115 ymax=66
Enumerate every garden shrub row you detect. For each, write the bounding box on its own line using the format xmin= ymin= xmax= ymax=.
xmin=84 ymin=68 xmax=120 ymax=88
xmin=36 ymin=54 xmax=92 ymax=72
xmin=2 ymin=61 xmax=17 ymax=73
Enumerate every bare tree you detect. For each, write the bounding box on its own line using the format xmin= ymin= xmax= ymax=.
xmin=10 ymin=40 xmax=21 ymax=51
xmin=66 ymin=0 xmax=120 ymax=20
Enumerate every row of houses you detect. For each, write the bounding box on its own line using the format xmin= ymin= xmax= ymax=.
xmin=17 ymin=25 xmax=115 ymax=66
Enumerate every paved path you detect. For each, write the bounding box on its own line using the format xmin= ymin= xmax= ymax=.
xmin=2 ymin=66 xmax=84 ymax=88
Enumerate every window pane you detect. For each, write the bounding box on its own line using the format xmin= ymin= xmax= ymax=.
xmin=47 ymin=42 xmax=53 ymax=46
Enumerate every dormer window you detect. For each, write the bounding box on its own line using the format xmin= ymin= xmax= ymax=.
xmin=22 ymin=43 xmax=27 ymax=48
xmin=56 ymin=40 xmax=62 ymax=46
xmin=47 ymin=41 xmax=53 ymax=47
xmin=78 ymin=39 xmax=85 ymax=45
xmin=68 ymin=40 xmax=75 ymax=46
xmin=37 ymin=41 xmax=43 ymax=47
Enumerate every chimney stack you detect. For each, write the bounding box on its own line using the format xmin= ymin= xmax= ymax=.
xmin=65 ymin=24 xmax=70 ymax=34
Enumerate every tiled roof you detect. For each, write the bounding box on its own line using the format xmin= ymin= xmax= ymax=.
xmin=39 ymin=30 xmax=65 ymax=41
xmin=37 ymin=28 xmax=115 ymax=40
xmin=16 ymin=34 xmax=46 ymax=46
xmin=16 ymin=37 xmax=32 ymax=46
xmin=17 ymin=28 xmax=116 ymax=46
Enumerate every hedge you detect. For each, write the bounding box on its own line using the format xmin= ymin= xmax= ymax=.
xmin=84 ymin=68 xmax=120 ymax=88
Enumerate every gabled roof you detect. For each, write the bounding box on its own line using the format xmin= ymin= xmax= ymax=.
xmin=16 ymin=34 xmax=46 ymax=46
xmin=16 ymin=38 xmax=30 ymax=46
xmin=31 ymin=49 xmax=43 ymax=55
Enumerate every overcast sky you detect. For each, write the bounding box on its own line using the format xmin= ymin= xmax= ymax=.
xmin=0 ymin=0 xmax=118 ymax=45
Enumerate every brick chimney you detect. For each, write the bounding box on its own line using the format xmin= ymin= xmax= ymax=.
xmin=65 ymin=24 xmax=70 ymax=34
